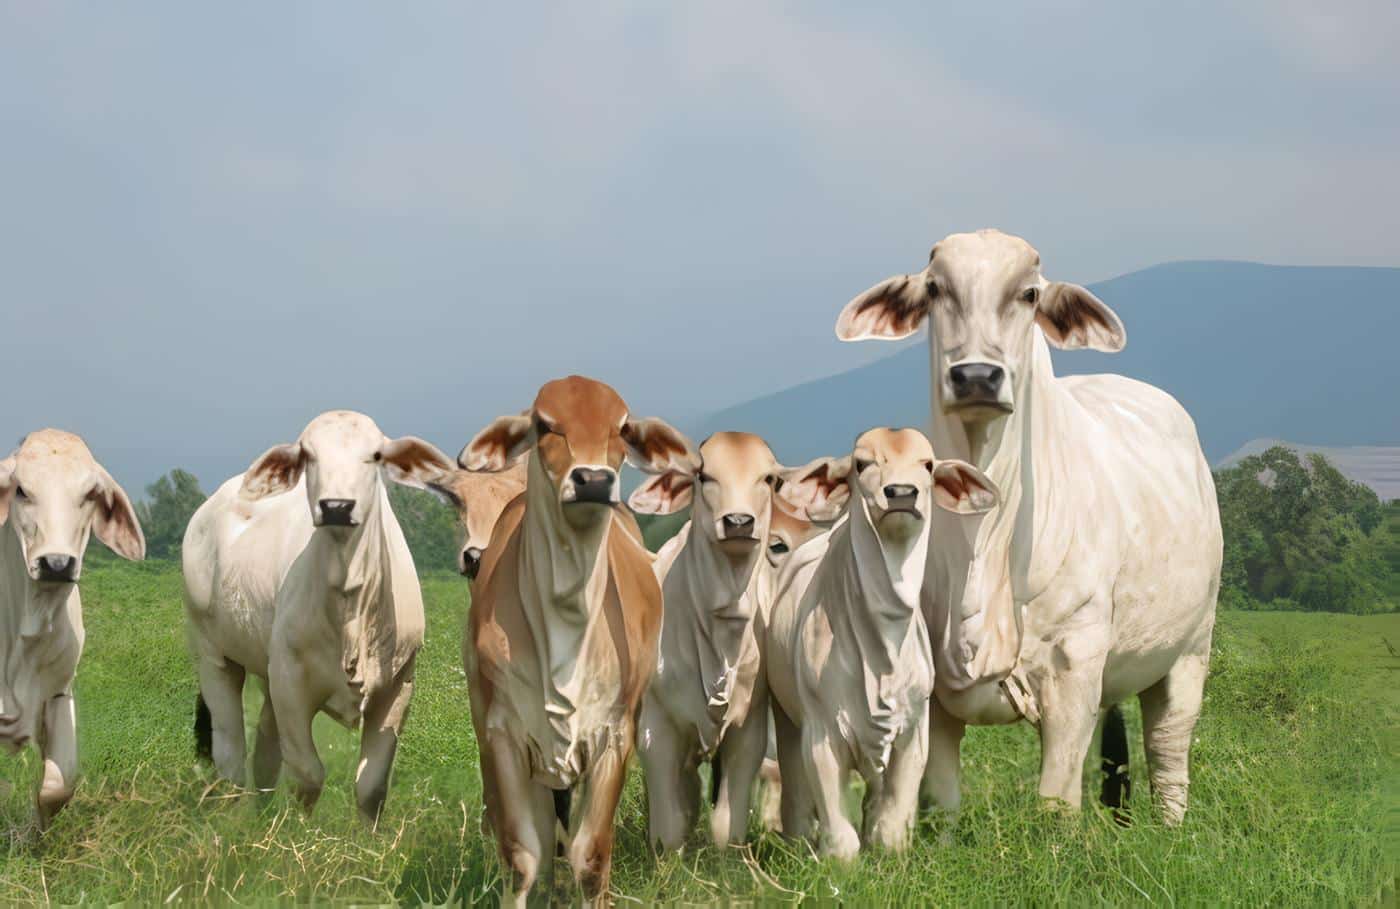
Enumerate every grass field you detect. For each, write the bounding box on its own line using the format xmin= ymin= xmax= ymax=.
xmin=0 ymin=560 xmax=1395 ymax=905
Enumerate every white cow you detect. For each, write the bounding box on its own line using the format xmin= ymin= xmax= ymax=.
xmin=765 ymin=428 xmax=996 ymax=859
xmin=182 ymin=411 xmax=454 ymax=822
xmin=627 ymin=431 xmax=784 ymax=850
xmin=837 ymin=229 xmax=1222 ymax=823
xmin=0 ymin=430 xmax=145 ymax=827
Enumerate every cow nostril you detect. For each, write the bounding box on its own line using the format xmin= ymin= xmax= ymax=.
xmin=884 ymin=484 xmax=918 ymax=500
xmin=462 ymin=547 xmax=483 ymax=578
xmin=318 ymin=499 xmax=356 ymax=525
xmin=37 ymin=554 xmax=77 ymax=582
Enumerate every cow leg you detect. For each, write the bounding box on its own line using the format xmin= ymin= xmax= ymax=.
xmin=36 ymin=691 xmax=78 ymax=830
xmin=197 ymin=657 xmax=247 ymax=786
xmin=482 ymin=731 xmax=554 ymax=907
xmin=1139 ymin=648 xmax=1209 ymax=826
xmin=252 ymin=691 xmax=282 ymax=793
xmin=639 ymin=697 xmax=697 ymax=852
xmin=771 ymin=698 xmax=815 ymax=840
xmin=802 ymin=725 xmax=859 ymax=862
xmin=920 ymin=696 xmax=965 ymax=818
xmin=865 ymin=710 xmax=929 ymax=852
xmin=1035 ymin=664 xmax=1105 ymax=810
xmin=568 ymin=735 xmax=632 ymax=905
xmin=269 ymin=658 xmax=325 ymax=812
xmin=710 ymin=684 xmax=768 ymax=847
xmin=356 ymin=667 xmax=415 ymax=826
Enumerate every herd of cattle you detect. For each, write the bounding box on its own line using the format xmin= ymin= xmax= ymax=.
xmin=0 ymin=230 xmax=1222 ymax=905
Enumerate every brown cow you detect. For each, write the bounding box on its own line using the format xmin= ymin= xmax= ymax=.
xmin=427 ymin=461 xmax=528 ymax=579
xmin=460 ymin=376 xmax=699 ymax=907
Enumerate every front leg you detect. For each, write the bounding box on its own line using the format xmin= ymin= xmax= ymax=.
xmin=36 ymin=691 xmax=79 ymax=830
xmin=638 ymin=695 xmax=698 ymax=852
xmin=801 ymin=724 xmax=859 ymax=862
xmin=920 ymin=695 xmax=965 ymax=818
xmin=710 ymin=682 xmax=769 ymax=847
xmin=1035 ymin=644 xmax=1108 ymax=810
xmin=268 ymin=651 xmax=326 ymax=812
xmin=568 ymin=725 xmax=633 ymax=906
xmin=864 ymin=709 xmax=929 ymax=852
xmin=356 ymin=658 xmax=416 ymax=826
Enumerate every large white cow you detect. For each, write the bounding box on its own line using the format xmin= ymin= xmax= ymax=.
xmin=765 ymin=428 xmax=996 ymax=859
xmin=627 ymin=431 xmax=784 ymax=850
xmin=837 ymin=229 xmax=1222 ymax=823
xmin=0 ymin=430 xmax=145 ymax=827
xmin=182 ymin=410 xmax=455 ymax=822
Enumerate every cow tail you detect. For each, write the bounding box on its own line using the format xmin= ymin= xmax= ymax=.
xmin=1099 ymin=703 xmax=1131 ymax=824
xmin=709 ymin=750 xmax=723 ymax=807
xmin=194 ymin=693 xmax=213 ymax=763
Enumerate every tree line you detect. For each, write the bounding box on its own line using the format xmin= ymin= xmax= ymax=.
xmin=123 ymin=445 xmax=1400 ymax=614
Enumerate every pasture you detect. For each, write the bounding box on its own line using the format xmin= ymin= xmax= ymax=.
xmin=0 ymin=559 xmax=1393 ymax=905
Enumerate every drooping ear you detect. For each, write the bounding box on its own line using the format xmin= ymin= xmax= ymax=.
xmin=0 ymin=456 xmax=15 ymax=525
xmin=627 ymin=470 xmax=695 ymax=515
xmin=777 ymin=456 xmax=853 ymax=522
xmin=835 ymin=274 xmax=929 ymax=342
xmin=621 ymin=417 xmax=700 ymax=476
xmin=460 ymin=415 xmax=533 ymax=472
xmin=381 ymin=436 xmax=456 ymax=491
xmin=93 ymin=470 xmax=146 ymax=561
xmin=241 ymin=442 xmax=305 ymax=500
xmin=1036 ymin=282 xmax=1126 ymax=352
xmin=931 ymin=459 xmax=1000 ymax=515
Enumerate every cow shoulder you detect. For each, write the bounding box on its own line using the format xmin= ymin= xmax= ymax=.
xmin=607 ymin=510 xmax=664 ymax=705
xmin=470 ymin=492 xmax=528 ymax=667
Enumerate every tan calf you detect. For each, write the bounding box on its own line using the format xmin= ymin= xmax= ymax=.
xmin=427 ymin=461 xmax=527 ymax=578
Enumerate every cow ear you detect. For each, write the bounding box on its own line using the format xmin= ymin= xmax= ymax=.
xmin=932 ymin=459 xmax=1000 ymax=515
xmin=424 ymin=468 xmax=470 ymax=508
xmin=628 ymin=470 xmax=694 ymax=515
xmin=0 ymin=456 xmax=15 ymax=526
xmin=835 ymin=275 xmax=929 ymax=342
xmin=241 ymin=443 xmax=305 ymax=500
xmin=1036 ymin=282 xmax=1126 ymax=352
xmin=622 ymin=417 xmax=700 ymax=476
xmin=777 ymin=456 xmax=853 ymax=522
xmin=460 ymin=415 xmax=533 ymax=472
xmin=381 ymin=436 xmax=455 ymax=492
xmin=93 ymin=470 xmax=146 ymax=561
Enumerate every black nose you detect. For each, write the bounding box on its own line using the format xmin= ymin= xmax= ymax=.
xmin=569 ymin=468 xmax=616 ymax=504
xmin=462 ymin=547 xmax=483 ymax=579
xmin=883 ymin=484 xmax=918 ymax=502
xmin=318 ymin=499 xmax=356 ymax=526
xmin=721 ymin=513 xmax=756 ymax=539
xmin=37 ymin=554 xmax=77 ymax=582
xmin=948 ymin=363 xmax=1005 ymax=401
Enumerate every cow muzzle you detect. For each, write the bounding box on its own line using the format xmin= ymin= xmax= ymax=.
xmin=565 ymin=467 xmax=618 ymax=506
xmin=947 ymin=362 xmax=1012 ymax=416
xmin=461 ymin=546 xmax=483 ymax=579
xmin=317 ymin=499 xmax=358 ymax=527
xmin=718 ymin=512 xmax=759 ymax=549
xmin=881 ymin=484 xmax=921 ymax=517
xmin=34 ymin=553 xmax=79 ymax=584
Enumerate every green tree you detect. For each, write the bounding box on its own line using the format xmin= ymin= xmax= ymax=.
xmin=135 ymin=469 xmax=207 ymax=561
xmin=386 ymin=484 xmax=461 ymax=574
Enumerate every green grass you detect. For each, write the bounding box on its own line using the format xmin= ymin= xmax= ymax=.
xmin=0 ymin=561 xmax=1395 ymax=905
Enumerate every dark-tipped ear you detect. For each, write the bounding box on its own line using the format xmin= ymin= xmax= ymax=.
xmin=835 ymin=274 xmax=929 ymax=342
xmin=94 ymin=470 xmax=146 ymax=561
xmin=932 ymin=459 xmax=1000 ymax=515
xmin=381 ymin=436 xmax=456 ymax=492
xmin=627 ymin=470 xmax=695 ymax=515
xmin=622 ymin=417 xmax=700 ymax=476
xmin=460 ymin=415 xmax=533 ymax=472
xmin=241 ymin=443 xmax=304 ymax=500
xmin=777 ymin=456 xmax=853 ymax=522
xmin=1036 ymin=282 xmax=1126 ymax=352
xmin=0 ymin=455 xmax=15 ymax=526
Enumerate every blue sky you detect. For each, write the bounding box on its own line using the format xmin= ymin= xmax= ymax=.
xmin=2 ymin=2 xmax=1397 ymax=491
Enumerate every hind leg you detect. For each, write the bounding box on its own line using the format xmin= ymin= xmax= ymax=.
xmin=1139 ymin=647 xmax=1210 ymax=826
xmin=772 ymin=699 xmax=815 ymax=840
xmin=197 ymin=657 xmax=247 ymax=786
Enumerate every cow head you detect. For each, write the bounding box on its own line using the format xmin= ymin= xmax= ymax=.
xmin=779 ymin=428 xmax=998 ymax=544
xmin=425 ymin=461 xmax=528 ymax=579
xmin=241 ymin=411 xmax=454 ymax=532
xmin=629 ymin=432 xmax=782 ymax=557
xmin=836 ymin=229 xmax=1125 ymax=423
xmin=0 ymin=430 xmax=145 ymax=584
xmin=765 ymin=504 xmax=827 ymax=570
xmin=461 ymin=376 xmax=698 ymax=532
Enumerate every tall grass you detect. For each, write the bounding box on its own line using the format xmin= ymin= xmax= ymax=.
xmin=0 ymin=564 xmax=1393 ymax=904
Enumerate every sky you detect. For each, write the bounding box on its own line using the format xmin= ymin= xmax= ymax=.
xmin=2 ymin=2 xmax=1397 ymax=494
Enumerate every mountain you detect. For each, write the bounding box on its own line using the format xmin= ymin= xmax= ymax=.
xmin=701 ymin=262 xmax=1400 ymax=464
xmin=1217 ymin=440 xmax=1400 ymax=501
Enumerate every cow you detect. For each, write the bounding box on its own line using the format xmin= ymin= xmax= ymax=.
xmin=461 ymin=375 xmax=699 ymax=907
xmin=836 ymin=229 xmax=1222 ymax=824
xmin=182 ymin=410 xmax=455 ymax=823
xmin=765 ymin=503 xmax=828 ymax=573
xmin=626 ymin=431 xmax=784 ymax=851
xmin=0 ymin=430 xmax=145 ymax=828
xmin=428 ymin=460 xmax=528 ymax=579
xmin=765 ymin=428 xmax=996 ymax=859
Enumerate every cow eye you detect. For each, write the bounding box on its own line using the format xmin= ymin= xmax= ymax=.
xmin=768 ymin=539 xmax=790 ymax=555
xmin=697 ymin=471 xmax=715 ymax=485
xmin=1020 ymin=287 xmax=1040 ymax=304
xmin=854 ymin=458 xmax=873 ymax=473
xmin=924 ymin=460 xmax=935 ymax=474
xmin=372 ymin=451 xmax=383 ymax=462
xmin=925 ymin=280 xmax=940 ymax=299
xmin=13 ymin=485 xmax=28 ymax=501
xmin=535 ymin=417 xmax=555 ymax=437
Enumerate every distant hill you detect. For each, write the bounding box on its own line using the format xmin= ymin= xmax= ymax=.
xmin=1218 ymin=440 xmax=1400 ymax=501
xmin=701 ymin=262 xmax=1400 ymax=463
